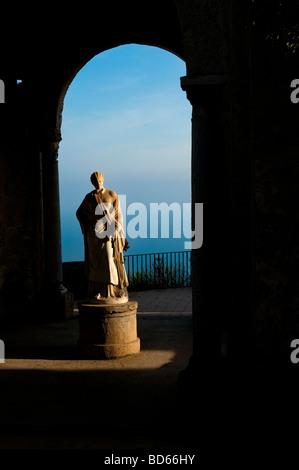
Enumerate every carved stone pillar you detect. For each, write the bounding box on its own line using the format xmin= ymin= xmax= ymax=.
xmin=41 ymin=136 xmax=74 ymax=319
xmin=179 ymin=75 xmax=229 ymax=384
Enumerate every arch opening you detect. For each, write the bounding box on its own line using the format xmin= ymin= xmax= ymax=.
xmin=58 ymin=44 xmax=191 ymax=278
xmin=56 ymin=43 xmax=192 ymax=366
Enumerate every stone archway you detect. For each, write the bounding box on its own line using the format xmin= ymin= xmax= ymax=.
xmin=40 ymin=41 xmax=189 ymax=318
xmin=40 ymin=10 xmax=230 ymax=373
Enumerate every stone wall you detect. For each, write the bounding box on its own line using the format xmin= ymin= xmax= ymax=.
xmin=0 ymin=81 xmax=43 ymax=321
xmin=251 ymin=17 xmax=299 ymax=363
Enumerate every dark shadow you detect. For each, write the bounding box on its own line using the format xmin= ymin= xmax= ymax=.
xmin=0 ymin=314 xmax=194 ymax=450
xmin=1 ymin=314 xmax=192 ymax=361
xmin=0 ymin=367 xmax=191 ymax=448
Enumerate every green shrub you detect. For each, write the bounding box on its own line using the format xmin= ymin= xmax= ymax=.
xmin=127 ymin=257 xmax=191 ymax=291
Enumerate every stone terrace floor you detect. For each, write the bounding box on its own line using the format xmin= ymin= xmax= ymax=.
xmin=0 ymin=287 xmax=194 ymax=451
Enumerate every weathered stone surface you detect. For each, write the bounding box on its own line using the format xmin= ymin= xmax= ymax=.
xmin=78 ymin=300 xmax=140 ymax=359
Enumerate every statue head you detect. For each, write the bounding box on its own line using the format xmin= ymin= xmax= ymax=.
xmin=91 ymin=172 xmax=104 ymax=191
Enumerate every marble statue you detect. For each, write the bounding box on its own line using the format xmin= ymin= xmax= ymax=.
xmin=76 ymin=172 xmax=129 ymax=303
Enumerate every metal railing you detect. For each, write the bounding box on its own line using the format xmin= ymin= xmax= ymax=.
xmin=124 ymin=250 xmax=191 ymax=291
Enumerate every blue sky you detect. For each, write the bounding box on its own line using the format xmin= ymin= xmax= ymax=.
xmin=59 ymin=44 xmax=191 ymax=261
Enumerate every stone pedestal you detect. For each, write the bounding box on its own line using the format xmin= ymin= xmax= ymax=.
xmin=78 ymin=300 xmax=140 ymax=359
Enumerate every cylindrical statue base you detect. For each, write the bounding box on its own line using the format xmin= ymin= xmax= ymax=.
xmin=78 ymin=300 xmax=140 ymax=359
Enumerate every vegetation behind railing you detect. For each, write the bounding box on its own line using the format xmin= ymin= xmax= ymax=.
xmin=124 ymin=251 xmax=191 ymax=291
xmin=62 ymin=250 xmax=191 ymax=299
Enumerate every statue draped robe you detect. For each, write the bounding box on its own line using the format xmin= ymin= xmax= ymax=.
xmin=76 ymin=190 xmax=128 ymax=300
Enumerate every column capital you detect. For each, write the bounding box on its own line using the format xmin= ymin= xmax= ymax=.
xmin=181 ymin=74 xmax=229 ymax=106
xmin=181 ymin=75 xmax=229 ymax=88
xmin=40 ymin=123 xmax=62 ymax=159
xmin=41 ymin=139 xmax=60 ymax=161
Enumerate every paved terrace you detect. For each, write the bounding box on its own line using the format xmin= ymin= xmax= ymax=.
xmin=0 ymin=287 xmax=193 ymax=450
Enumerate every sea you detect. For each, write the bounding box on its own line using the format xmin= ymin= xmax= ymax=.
xmin=61 ymin=216 xmax=191 ymax=262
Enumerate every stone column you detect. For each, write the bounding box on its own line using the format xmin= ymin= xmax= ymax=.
xmin=41 ymin=137 xmax=74 ymax=319
xmin=180 ymin=75 xmax=228 ymax=376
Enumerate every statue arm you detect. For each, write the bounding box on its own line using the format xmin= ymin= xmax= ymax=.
xmin=113 ymin=194 xmax=126 ymax=255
